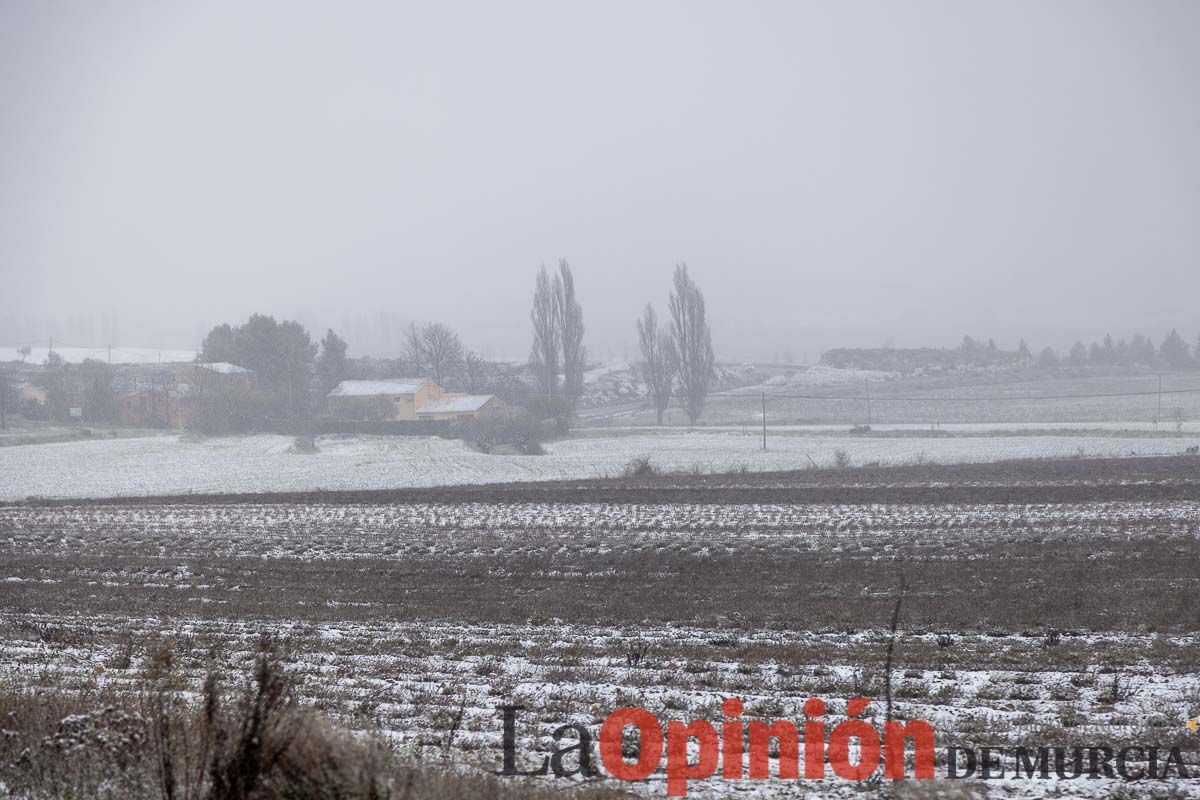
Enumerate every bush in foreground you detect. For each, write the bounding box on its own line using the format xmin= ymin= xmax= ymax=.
xmin=0 ymin=658 xmax=630 ymax=800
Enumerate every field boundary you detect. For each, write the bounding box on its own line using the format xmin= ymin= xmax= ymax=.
xmin=6 ymin=453 xmax=1200 ymax=508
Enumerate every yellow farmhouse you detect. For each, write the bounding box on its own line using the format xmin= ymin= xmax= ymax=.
xmin=326 ymin=379 xmax=508 ymax=422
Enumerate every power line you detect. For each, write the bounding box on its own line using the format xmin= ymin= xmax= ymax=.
xmin=702 ymin=387 xmax=1200 ymax=402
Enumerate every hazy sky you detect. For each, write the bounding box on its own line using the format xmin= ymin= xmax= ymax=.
xmin=2 ymin=0 xmax=1198 ymax=361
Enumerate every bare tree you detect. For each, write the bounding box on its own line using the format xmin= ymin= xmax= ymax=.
xmin=529 ymin=266 xmax=560 ymax=395
xmin=636 ymin=304 xmax=675 ymax=425
xmin=404 ymin=322 xmax=464 ymax=386
xmin=668 ymin=263 xmax=715 ymax=426
xmin=403 ymin=322 xmax=426 ymax=375
xmin=556 ymin=259 xmax=586 ymax=408
xmin=422 ymin=323 xmax=464 ymax=386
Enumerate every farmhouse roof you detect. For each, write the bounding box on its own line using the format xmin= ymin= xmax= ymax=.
xmin=196 ymin=362 xmax=251 ymax=374
xmin=328 ymin=379 xmax=429 ymax=398
xmin=416 ymin=394 xmax=498 ymax=414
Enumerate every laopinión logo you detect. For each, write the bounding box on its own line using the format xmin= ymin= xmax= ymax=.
xmin=498 ymin=696 xmax=1194 ymax=796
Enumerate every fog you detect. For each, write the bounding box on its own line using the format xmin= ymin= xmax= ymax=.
xmin=2 ymin=0 xmax=1197 ymax=361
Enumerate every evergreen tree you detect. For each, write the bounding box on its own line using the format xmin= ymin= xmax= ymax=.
xmin=79 ymin=359 xmax=117 ymax=422
xmin=316 ymin=329 xmax=349 ymax=397
xmin=1016 ymin=339 xmax=1032 ymax=366
xmin=1130 ymin=334 xmax=1156 ymax=365
xmin=1066 ymin=341 xmax=1088 ymax=366
xmin=1100 ymin=333 xmax=1116 ymax=365
xmin=1159 ymin=329 xmax=1192 ymax=369
xmin=200 ymin=323 xmax=237 ymax=364
xmin=199 ymin=314 xmax=317 ymax=419
xmin=1114 ymin=338 xmax=1131 ymax=366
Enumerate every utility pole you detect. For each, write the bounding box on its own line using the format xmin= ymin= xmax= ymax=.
xmin=107 ymin=344 xmax=111 ymax=364
xmin=761 ymin=391 xmax=767 ymax=451
xmin=1156 ymin=375 xmax=1163 ymax=431
xmin=865 ymin=379 xmax=872 ymax=426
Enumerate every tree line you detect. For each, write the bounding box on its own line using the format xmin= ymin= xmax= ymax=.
xmin=524 ymin=259 xmax=722 ymax=427
xmin=959 ymin=329 xmax=1200 ymax=370
xmin=829 ymin=330 xmax=1200 ymax=375
xmin=2 ymin=259 xmax=722 ymax=432
xmin=0 ymin=353 xmax=130 ymax=430
xmin=193 ymin=257 xmax=715 ymax=431
xmin=1033 ymin=330 xmax=1200 ymax=370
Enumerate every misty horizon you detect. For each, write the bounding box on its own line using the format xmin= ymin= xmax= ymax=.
xmin=3 ymin=1 xmax=1198 ymax=362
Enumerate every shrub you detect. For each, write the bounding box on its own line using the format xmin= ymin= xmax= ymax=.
xmin=0 ymin=658 xmax=632 ymax=800
xmin=453 ymin=410 xmax=546 ymax=455
xmin=623 ymin=457 xmax=659 ymax=479
xmin=521 ymin=394 xmax=574 ymax=435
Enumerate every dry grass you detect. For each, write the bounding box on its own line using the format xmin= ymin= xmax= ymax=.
xmin=0 ymin=659 xmax=631 ymax=800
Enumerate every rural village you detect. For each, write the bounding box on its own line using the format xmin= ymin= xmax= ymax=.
xmin=3 ymin=2 xmax=1199 ymax=799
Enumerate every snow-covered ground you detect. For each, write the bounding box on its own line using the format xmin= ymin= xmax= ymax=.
xmin=3 ymin=612 xmax=1197 ymax=799
xmin=2 ymin=428 xmax=1198 ymax=500
xmin=581 ymin=420 xmax=1200 ymax=434
xmin=756 ymin=363 xmax=897 ymax=387
xmin=0 ymin=345 xmax=197 ymax=364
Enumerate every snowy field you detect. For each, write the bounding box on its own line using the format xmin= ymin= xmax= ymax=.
xmin=3 ymin=428 xmax=1200 ymax=500
xmin=3 ymin=486 xmax=1199 ymax=797
xmin=9 ymin=498 xmax=1195 ymax=560
xmin=3 ymin=613 xmax=1197 ymax=799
